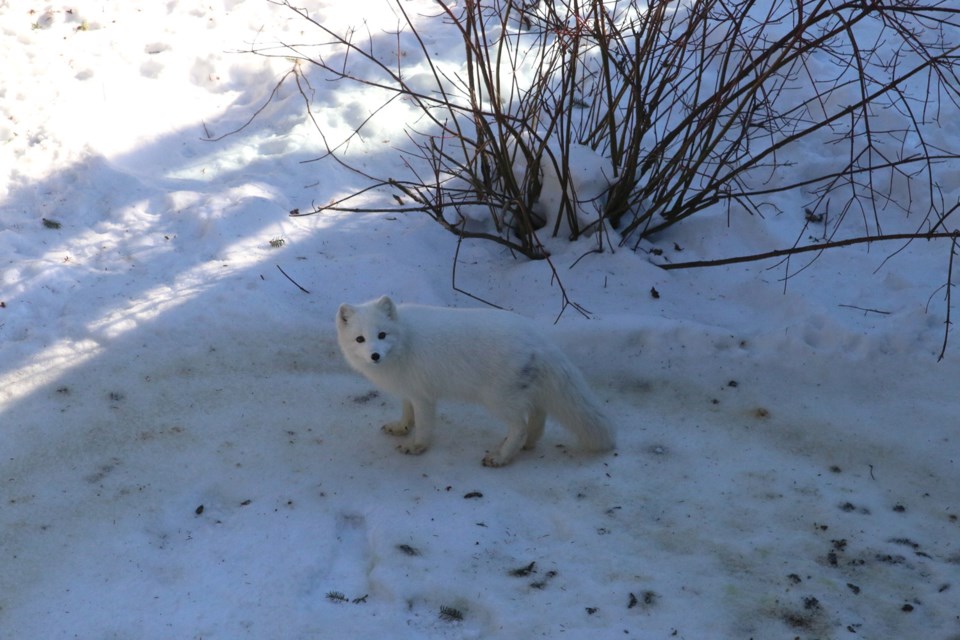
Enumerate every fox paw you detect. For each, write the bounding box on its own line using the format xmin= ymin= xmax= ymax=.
xmin=397 ymin=442 xmax=427 ymax=456
xmin=382 ymin=421 xmax=412 ymax=436
xmin=482 ymin=453 xmax=508 ymax=467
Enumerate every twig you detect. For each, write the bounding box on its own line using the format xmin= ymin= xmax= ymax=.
xmin=939 ymin=238 xmax=956 ymax=362
xmin=451 ymin=224 xmax=505 ymax=310
xmin=838 ymin=304 xmax=891 ymax=316
xmin=202 ymin=68 xmax=297 ymax=142
xmin=659 ymin=231 xmax=960 ymax=270
xmin=276 ymin=264 xmax=310 ymax=294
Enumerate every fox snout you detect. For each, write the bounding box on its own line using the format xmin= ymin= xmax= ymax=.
xmin=354 ymin=340 xmax=389 ymax=365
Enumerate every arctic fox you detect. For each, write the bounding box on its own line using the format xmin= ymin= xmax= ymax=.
xmin=336 ymin=296 xmax=615 ymax=467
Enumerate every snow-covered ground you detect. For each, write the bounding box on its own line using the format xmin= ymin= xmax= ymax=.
xmin=2 ymin=2 xmax=958 ymax=638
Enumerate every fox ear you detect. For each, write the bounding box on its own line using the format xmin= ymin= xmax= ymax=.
xmin=375 ymin=295 xmax=397 ymax=320
xmin=337 ymin=304 xmax=355 ymax=327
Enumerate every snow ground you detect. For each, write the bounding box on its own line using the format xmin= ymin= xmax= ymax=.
xmin=1 ymin=2 xmax=958 ymax=639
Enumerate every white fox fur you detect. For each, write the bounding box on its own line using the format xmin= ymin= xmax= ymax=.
xmin=335 ymin=296 xmax=615 ymax=466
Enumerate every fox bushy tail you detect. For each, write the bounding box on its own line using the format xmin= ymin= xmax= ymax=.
xmin=544 ymin=359 xmax=615 ymax=452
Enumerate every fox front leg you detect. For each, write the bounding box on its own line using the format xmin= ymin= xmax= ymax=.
xmin=382 ymin=399 xmax=414 ymax=436
xmin=396 ymin=398 xmax=435 ymax=456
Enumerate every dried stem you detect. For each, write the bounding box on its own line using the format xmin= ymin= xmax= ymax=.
xmin=658 ymin=231 xmax=960 ymax=271
xmin=939 ymin=237 xmax=957 ymax=362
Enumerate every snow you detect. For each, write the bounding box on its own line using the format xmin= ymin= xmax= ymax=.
xmin=2 ymin=2 xmax=958 ymax=638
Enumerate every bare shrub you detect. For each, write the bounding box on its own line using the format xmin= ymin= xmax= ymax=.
xmin=255 ymin=0 xmax=959 ymax=255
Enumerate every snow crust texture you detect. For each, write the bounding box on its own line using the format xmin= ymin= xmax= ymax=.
xmin=1 ymin=2 xmax=958 ymax=639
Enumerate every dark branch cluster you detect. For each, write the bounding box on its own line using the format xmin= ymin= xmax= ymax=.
xmin=257 ymin=0 xmax=959 ymax=251
xmin=235 ymin=0 xmax=960 ymax=340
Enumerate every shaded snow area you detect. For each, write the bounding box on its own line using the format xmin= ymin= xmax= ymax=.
xmin=2 ymin=2 xmax=958 ymax=639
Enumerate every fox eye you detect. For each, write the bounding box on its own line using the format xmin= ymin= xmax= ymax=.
xmin=378 ymin=332 xmax=387 ymax=339
xmin=355 ymin=336 xmax=365 ymax=343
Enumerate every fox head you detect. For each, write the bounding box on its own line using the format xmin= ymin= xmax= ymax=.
xmin=336 ymin=295 xmax=400 ymax=369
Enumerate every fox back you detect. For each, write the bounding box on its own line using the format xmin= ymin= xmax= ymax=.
xmin=337 ymin=296 xmax=552 ymax=399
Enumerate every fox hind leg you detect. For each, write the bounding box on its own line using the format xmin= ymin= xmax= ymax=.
xmin=482 ymin=403 xmax=531 ymax=467
xmin=483 ymin=424 xmax=527 ymax=467
xmin=523 ymin=407 xmax=546 ymax=450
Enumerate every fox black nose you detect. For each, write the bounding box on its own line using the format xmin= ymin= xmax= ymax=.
xmin=371 ymin=352 xmax=380 ymax=362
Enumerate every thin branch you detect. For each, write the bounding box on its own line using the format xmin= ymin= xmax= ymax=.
xmin=838 ymin=304 xmax=891 ymax=316
xmin=276 ymin=264 xmax=310 ymax=294
xmin=939 ymin=237 xmax=956 ymax=362
xmin=451 ymin=227 xmax=506 ymax=310
xmin=202 ymin=68 xmax=297 ymax=142
xmin=658 ymin=231 xmax=960 ymax=270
